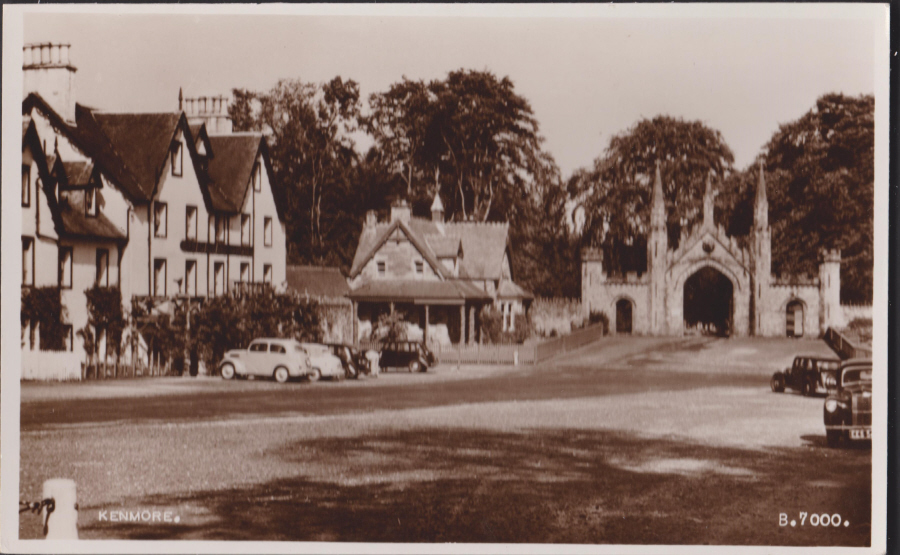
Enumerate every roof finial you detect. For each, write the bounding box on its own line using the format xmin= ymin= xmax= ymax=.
xmin=178 ymin=87 xmax=183 ymax=112
xmin=650 ymin=160 xmax=665 ymax=230
xmin=703 ymin=169 xmax=715 ymax=226
xmin=756 ymin=160 xmax=767 ymax=205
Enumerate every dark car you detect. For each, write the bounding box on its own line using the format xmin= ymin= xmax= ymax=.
xmin=379 ymin=340 xmax=436 ymax=373
xmin=770 ymin=355 xmax=841 ymax=396
xmin=823 ymin=358 xmax=872 ymax=447
xmin=326 ymin=343 xmax=369 ymax=378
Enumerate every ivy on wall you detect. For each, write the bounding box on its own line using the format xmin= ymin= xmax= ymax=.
xmin=20 ymin=286 xmax=67 ymax=350
xmin=85 ymin=286 xmax=126 ymax=357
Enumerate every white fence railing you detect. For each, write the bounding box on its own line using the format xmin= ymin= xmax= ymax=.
xmin=21 ymin=349 xmax=82 ymax=381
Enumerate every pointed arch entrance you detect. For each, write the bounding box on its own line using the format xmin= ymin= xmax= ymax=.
xmin=615 ymin=298 xmax=633 ymax=334
xmin=682 ymin=266 xmax=734 ymax=336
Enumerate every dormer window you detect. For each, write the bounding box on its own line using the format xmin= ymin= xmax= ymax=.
xmin=85 ymin=187 xmax=98 ymax=217
xmin=171 ymin=140 xmax=183 ymax=177
xmin=154 ymin=202 xmax=168 ymax=238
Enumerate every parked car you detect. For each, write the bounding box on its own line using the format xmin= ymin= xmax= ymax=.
xmin=823 ymin=358 xmax=872 ymax=447
xmin=770 ymin=355 xmax=841 ymax=396
xmin=379 ymin=340 xmax=436 ymax=373
xmin=218 ymin=338 xmax=313 ymax=383
xmin=326 ymin=343 xmax=369 ymax=379
xmin=297 ymin=343 xmax=346 ymax=381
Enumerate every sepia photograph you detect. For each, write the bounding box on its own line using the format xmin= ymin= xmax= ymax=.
xmin=1 ymin=4 xmax=890 ymax=554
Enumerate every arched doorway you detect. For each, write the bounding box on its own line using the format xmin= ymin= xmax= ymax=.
xmin=615 ymin=299 xmax=633 ymax=334
xmin=683 ymin=267 xmax=734 ymax=336
xmin=786 ymin=300 xmax=804 ymax=338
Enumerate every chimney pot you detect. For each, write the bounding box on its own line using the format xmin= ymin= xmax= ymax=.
xmin=390 ymin=199 xmax=411 ymax=225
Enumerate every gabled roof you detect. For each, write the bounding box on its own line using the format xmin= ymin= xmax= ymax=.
xmin=427 ymin=235 xmax=463 ymax=258
xmin=190 ymin=123 xmax=214 ymax=158
xmin=206 ymin=133 xmax=263 ymax=213
xmin=83 ymin=109 xmax=182 ymax=200
xmin=52 ymin=160 xmax=96 ymax=189
xmin=442 ymin=221 xmax=511 ymax=280
xmin=286 ymin=265 xmax=350 ymax=298
xmin=57 ymin=191 xmax=127 ymax=242
xmin=349 ymin=219 xmax=446 ymax=279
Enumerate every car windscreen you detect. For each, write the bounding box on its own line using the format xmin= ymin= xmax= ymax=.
xmin=842 ymin=367 xmax=872 ymax=386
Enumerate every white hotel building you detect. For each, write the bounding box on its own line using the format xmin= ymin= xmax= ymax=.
xmin=20 ymin=43 xmax=286 ymax=379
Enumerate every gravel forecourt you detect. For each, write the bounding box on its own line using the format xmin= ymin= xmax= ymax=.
xmin=17 ymin=336 xmax=871 ymax=546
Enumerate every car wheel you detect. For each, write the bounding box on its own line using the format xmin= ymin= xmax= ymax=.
xmin=408 ymin=361 xmax=419 ymax=373
xmin=221 ymin=364 xmax=235 ymax=380
xmin=826 ymin=429 xmax=842 ymax=448
xmin=308 ymin=368 xmax=321 ymax=383
xmin=770 ymin=373 xmax=784 ymax=393
xmin=274 ymin=366 xmax=290 ymax=384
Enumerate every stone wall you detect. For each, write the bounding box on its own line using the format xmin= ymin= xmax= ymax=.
xmin=530 ymin=297 xmax=583 ymax=337
xmin=842 ymin=303 xmax=872 ymax=323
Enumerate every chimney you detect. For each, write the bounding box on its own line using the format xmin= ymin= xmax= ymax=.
xmin=365 ymin=210 xmax=378 ymax=228
xmin=390 ymin=199 xmax=411 ymax=225
xmin=431 ymin=192 xmax=445 ymax=223
xmin=23 ymin=43 xmax=77 ymax=124
xmin=182 ymin=91 xmax=233 ymax=134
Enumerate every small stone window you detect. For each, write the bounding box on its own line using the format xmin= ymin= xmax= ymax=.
xmin=171 ymin=141 xmax=183 ymax=177
xmin=59 ymin=246 xmax=73 ymax=289
xmin=152 ymin=258 xmax=165 ymax=296
xmin=415 ymin=260 xmax=424 ymax=275
xmin=185 ymin=206 xmax=198 ymax=240
xmin=264 ymin=217 xmax=273 ymax=247
xmin=154 ymin=202 xmax=168 ymax=238
xmin=22 ymin=165 xmax=31 ymax=207
xmin=263 ymin=264 xmax=273 ymax=284
xmin=241 ymin=214 xmax=251 ymax=246
xmin=240 ymin=262 xmax=250 ymax=283
xmin=377 ymin=260 xmax=386 ymax=277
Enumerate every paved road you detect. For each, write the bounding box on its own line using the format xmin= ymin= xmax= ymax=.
xmin=18 ymin=336 xmax=869 ymax=546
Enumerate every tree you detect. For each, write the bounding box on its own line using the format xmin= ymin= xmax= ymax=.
xmin=570 ymin=116 xmax=735 ymax=273
xmin=231 ymin=77 xmax=362 ymax=267
xmin=755 ymin=93 xmax=873 ymax=303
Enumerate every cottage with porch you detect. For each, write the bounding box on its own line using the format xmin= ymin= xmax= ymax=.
xmin=348 ymin=195 xmax=533 ymax=345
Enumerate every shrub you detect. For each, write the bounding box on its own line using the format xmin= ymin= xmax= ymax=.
xmin=21 ymin=286 xmax=67 ymax=350
xmin=371 ymin=311 xmax=408 ymax=342
xmin=479 ymin=306 xmax=532 ymax=344
xmin=191 ymin=287 xmax=320 ymax=371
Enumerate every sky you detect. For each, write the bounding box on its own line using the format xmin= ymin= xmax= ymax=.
xmin=23 ymin=6 xmax=878 ymax=178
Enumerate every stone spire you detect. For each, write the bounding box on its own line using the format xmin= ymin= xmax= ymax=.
xmin=754 ymin=162 xmax=768 ymax=230
xmin=431 ymin=190 xmax=445 ymax=223
xmin=650 ymin=161 xmax=666 ymax=231
xmin=702 ymin=171 xmax=715 ymax=227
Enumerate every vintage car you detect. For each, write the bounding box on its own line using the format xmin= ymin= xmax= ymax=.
xmin=770 ymin=355 xmax=841 ymax=396
xmin=218 ymin=338 xmax=313 ymax=383
xmin=326 ymin=343 xmax=370 ymax=379
xmin=379 ymin=340 xmax=436 ymax=373
xmin=823 ymin=358 xmax=872 ymax=447
xmin=297 ymin=343 xmax=347 ymax=381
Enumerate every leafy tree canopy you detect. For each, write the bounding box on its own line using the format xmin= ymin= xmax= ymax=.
xmin=570 ymin=116 xmax=734 ymax=274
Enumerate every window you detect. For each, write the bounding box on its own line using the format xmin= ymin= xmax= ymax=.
xmin=264 ymin=217 xmax=273 ymax=247
xmin=185 ymin=206 xmax=197 ymax=240
xmin=153 ymin=258 xmax=166 ymax=296
xmin=96 ymin=249 xmax=110 ymax=287
xmin=214 ymin=262 xmax=225 ymax=295
xmin=241 ymin=214 xmax=251 ymax=246
xmin=22 ymin=165 xmax=31 ymax=207
xmin=208 ymin=214 xmax=216 ymax=243
xmin=263 ymin=264 xmax=273 ymax=284
xmin=63 ymin=325 xmax=74 ymax=352
xmin=22 ymin=237 xmax=34 ymax=286
xmin=154 ymin=202 xmax=168 ymax=238
xmin=377 ymin=260 xmax=386 ymax=277
xmin=58 ymin=246 xmax=73 ymax=289
xmin=249 ymin=342 xmax=268 ymax=352
xmin=185 ymin=260 xmax=197 ymax=296
xmin=216 ymin=216 xmax=227 ymax=244
xmin=271 ymin=344 xmax=286 ymax=354
xmin=85 ymin=187 xmax=97 ymax=217
xmin=240 ymin=262 xmax=250 ymax=283
xmin=415 ymin=260 xmax=424 ymax=275
xmin=171 ymin=141 xmax=183 ymax=176
xmin=252 ymin=163 xmax=261 ymax=192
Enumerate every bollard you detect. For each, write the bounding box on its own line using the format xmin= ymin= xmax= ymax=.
xmin=42 ymin=478 xmax=78 ymax=539
xmin=514 ymin=349 xmax=519 ymax=366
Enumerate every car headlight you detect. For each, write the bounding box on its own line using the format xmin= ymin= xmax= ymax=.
xmin=825 ymin=399 xmax=838 ymax=413
xmin=824 ymin=375 xmax=837 ymax=388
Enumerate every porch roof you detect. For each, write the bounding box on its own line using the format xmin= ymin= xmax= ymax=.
xmin=348 ymin=279 xmax=492 ymax=305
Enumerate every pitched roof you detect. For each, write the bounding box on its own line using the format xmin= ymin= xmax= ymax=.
xmin=349 ymin=219 xmax=446 ymax=279
xmin=347 ymin=279 xmax=491 ymax=304
xmin=58 ymin=191 xmax=126 ymax=242
xmin=286 ymin=265 xmax=350 ymax=298
xmin=442 ymin=221 xmax=510 ymax=280
xmin=497 ymin=280 xmax=533 ymax=300
xmin=205 ymin=134 xmax=262 ymax=212
xmin=56 ymin=161 xmax=94 ymax=188
xmin=73 ymin=105 xmax=181 ymax=202
xmin=426 ymin=235 xmax=463 ymax=258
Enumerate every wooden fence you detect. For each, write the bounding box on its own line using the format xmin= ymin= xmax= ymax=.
xmin=359 ymin=324 xmax=606 ymax=366
xmin=21 ymin=349 xmax=82 ymax=381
